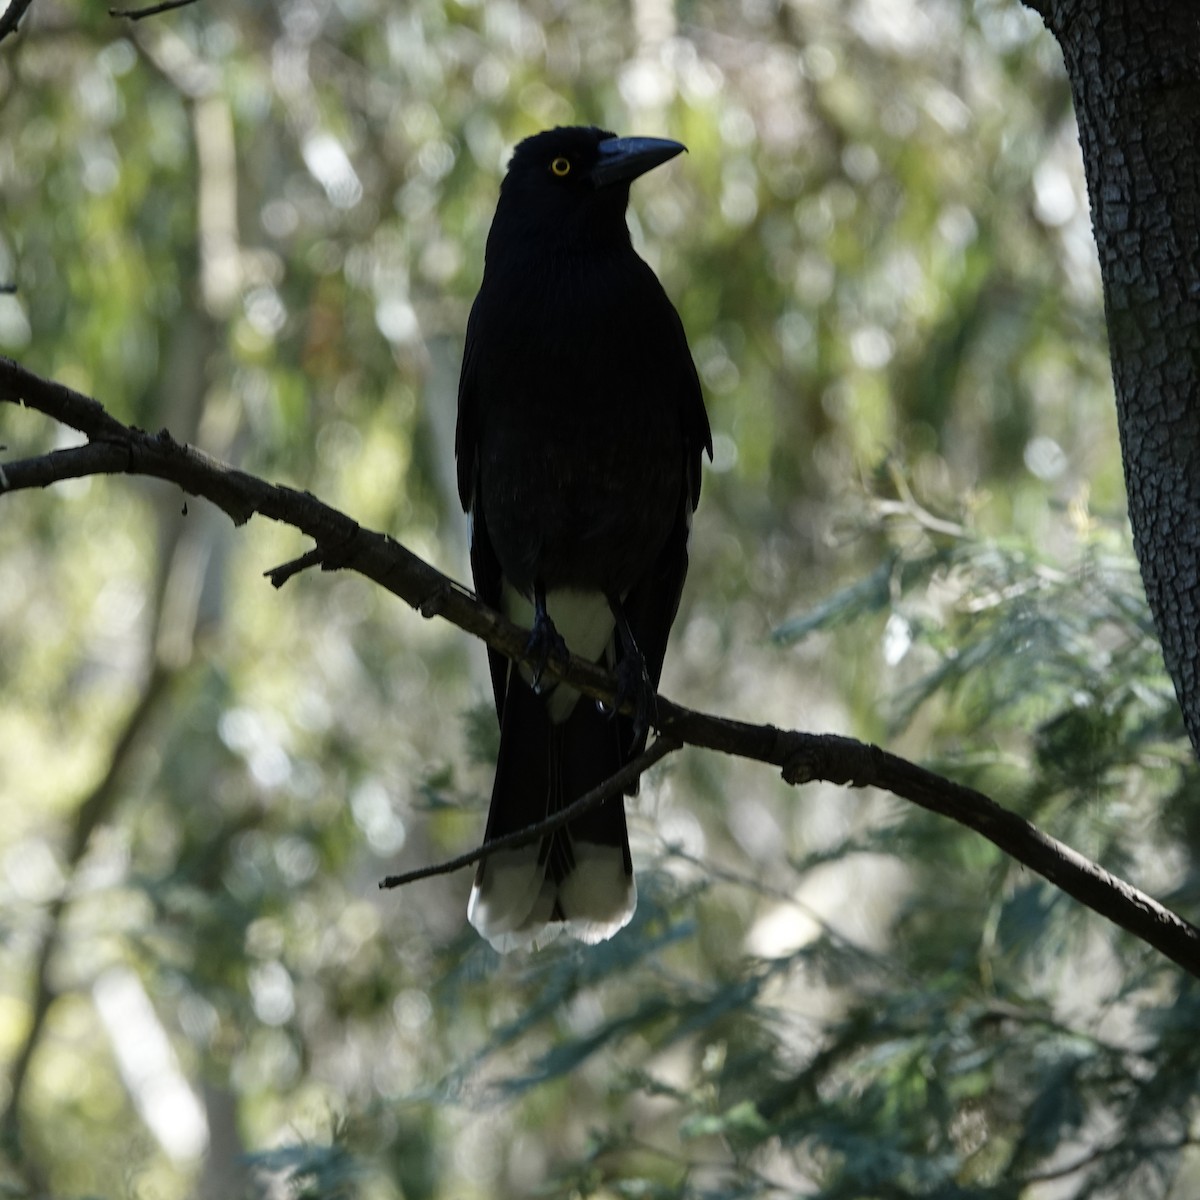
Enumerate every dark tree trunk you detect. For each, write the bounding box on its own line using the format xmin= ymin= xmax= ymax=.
xmin=1025 ymin=0 xmax=1200 ymax=754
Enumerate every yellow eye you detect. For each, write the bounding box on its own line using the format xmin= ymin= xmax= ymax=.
xmin=550 ymin=156 xmax=571 ymax=177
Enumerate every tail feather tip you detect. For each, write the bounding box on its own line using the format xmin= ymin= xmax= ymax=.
xmin=468 ymin=842 xmax=636 ymax=953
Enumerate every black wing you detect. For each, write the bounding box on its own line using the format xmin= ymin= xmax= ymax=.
xmin=614 ymin=299 xmax=710 ymax=764
xmin=455 ymin=297 xmax=510 ymax=719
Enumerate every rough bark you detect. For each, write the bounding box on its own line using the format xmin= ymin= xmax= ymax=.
xmin=1027 ymin=0 xmax=1200 ymax=754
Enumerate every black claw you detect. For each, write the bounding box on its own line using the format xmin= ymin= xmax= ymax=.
xmin=607 ymin=592 xmax=657 ymax=743
xmin=527 ymin=582 xmax=568 ymax=691
xmin=614 ymin=651 xmax=657 ymax=744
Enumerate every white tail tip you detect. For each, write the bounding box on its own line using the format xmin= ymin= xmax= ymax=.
xmin=468 ymin=842 xmax=636 ymax=953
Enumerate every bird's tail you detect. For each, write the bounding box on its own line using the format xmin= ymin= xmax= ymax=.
xmin=467 ymin=671 xmax=636 ymax=953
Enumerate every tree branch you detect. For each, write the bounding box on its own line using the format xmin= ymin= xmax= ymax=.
xmin=109 ymin=0 xmax=199 ymax=19
xmin=379 ymin=736 xmax=681 ymax=890
xmin=0 ymin=0 xmax=35 ymax=43
xmin=4 ymin=354 xmax=1200 ymax=977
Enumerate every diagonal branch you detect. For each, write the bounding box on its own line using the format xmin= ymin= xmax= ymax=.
xmin=379 ymin=737 xmax=681 ymax=890
xmin=110 ymin=0 xmax=200 ymax=19
xmin=0 ymin=0 xmax=35 ymax=43
xmin=4 ymin=354 xmax=1200 ymax=977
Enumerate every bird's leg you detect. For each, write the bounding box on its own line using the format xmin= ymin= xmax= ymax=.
xmin=607 ymin=594 xmax=657 ymax=745
xmin=527 ymin=580 xmax=569 ymax=692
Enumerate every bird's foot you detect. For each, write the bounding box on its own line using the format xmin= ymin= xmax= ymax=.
xmin=613 ymin=651 xmax=657 ymax=746
xmin=526 ymin=608 xmax=569 ymax=693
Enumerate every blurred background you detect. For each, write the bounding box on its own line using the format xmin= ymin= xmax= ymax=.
xmin=2 ymin=0 xmax=1198 ymax=1196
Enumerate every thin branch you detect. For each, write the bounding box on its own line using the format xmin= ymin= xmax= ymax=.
xmin=1021 ymin=1144 xmax=1109 ymax=1185
xmin=266 ymin=546 xmax=328 ymax=587
xmin=379 ymin=737 xmax=681 ymax=889
xmin=4 ymin=355 xmax=1200 ymax=977
xmin=0 ymin=0 xmax=35 ymax=42
xmin=1021 ymin=1136 xmax=1197 ymax=1185
xmin=109 ymin=0 xmax=198 ymax=19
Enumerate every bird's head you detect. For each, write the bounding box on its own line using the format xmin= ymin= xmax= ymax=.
xmin=488 ymin=125 xmax=686 ymax=253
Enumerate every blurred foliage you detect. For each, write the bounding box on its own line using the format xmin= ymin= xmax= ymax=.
xmin=2 ymin=0 xmax=1197 ymax=1197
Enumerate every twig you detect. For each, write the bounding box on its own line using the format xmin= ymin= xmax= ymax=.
xmin=3 ymin=354 xmax=1200 ymax=978
xmin=0 ymin=0 xmax=35 ymax=42
xmin=1021 ymin=1136 xmax=1196 ymax=1185
xmin=109 ymin=0 xmax=198 ymax=19
xmin=379 ymin=736 xmax=680 ymax=889
xmin=266 ymin=546 xmax=327 ymax=587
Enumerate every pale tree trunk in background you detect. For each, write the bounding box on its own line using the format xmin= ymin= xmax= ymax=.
xmin=1024 ymin=0 xmax=1200 ymax=755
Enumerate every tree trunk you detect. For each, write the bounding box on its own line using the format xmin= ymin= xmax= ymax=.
xmin=1026 ymin=0 xmax=1200 ymax=755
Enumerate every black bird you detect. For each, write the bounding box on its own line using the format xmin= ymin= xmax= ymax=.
xmin=455 ymin=125 xmax=711 ymax=951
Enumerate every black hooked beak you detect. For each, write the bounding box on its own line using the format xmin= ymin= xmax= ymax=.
xmin=589 ymin=136 xmax=686 ymax=188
